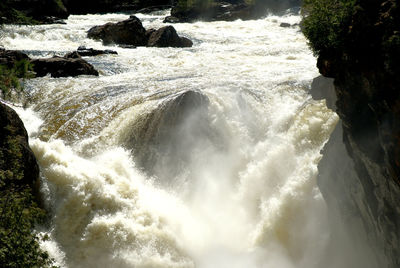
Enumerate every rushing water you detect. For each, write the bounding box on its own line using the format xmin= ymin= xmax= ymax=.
xmin=2 ymin=9 xmax=340 ymax=268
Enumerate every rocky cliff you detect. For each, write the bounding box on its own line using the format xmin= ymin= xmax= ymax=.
xmin=308 ymin=0 xmax=400 ymax=267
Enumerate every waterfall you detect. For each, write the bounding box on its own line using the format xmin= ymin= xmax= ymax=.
xmin=2 ymin=9 xmax=346 ymax=268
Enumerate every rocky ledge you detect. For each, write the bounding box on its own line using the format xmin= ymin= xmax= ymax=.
xmin=0 ymin=48 xmax=99 ymax=78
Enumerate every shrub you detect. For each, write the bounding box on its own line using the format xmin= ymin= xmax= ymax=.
xmin=301 ymin=0 xmax=357 ymax=55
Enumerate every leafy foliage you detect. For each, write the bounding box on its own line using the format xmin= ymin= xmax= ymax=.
xmin=301 ymin=0 xmax=357 ymax=55
xmin=0 ymin=136 xmax=56 ymax=267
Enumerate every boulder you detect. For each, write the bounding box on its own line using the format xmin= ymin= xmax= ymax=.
xmin=147 ymin=26 xmax=193 ymax=47
xmin=87 ymin=16 xmax=148 ymax=46
xmin=31 ymin=56 xmax=99 ymax=78
xmin=0 ymin=102 xmax=39 ymax=189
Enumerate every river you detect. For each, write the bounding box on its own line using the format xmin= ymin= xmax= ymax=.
xmin=1 ymin=9 xmax=340 ymax=268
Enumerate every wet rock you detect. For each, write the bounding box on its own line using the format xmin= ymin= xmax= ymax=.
xmin=0 ymin=48 xmax=30 ymax=68
xmin=31 ymin=56 xmax=99 ymax=78
xmin=127 ymin=90 xmax=220 ymax=178
xmin=0 ymin=102 xmax=39 ymax=189
xmin=64 ymin=46 xmax=118 ymax=58
xmin=279 ymin=22 xmax=291 ymax=27
xmin=147 ymin=26 xmax=193 ymax=47
xmin=87 ymin=16 xmax=148 ymax=46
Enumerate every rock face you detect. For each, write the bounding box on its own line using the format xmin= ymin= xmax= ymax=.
xmin=87 ymin=16 xmax=148 ymax=46
xmin=31 ymin=56 xmax=99 ymax=78
xmin=88 ymin=16 xmax=193 ymax=48
xmin=0 ymin=103 xmax=39 ymax=189
xmin=312 ymin=1 xmax=400 ymax=267
xmin=147 ymin=26 xmax=193 ymax=47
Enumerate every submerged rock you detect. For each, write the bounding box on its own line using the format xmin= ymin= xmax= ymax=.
xmin=126 ymin=90 xmax=220 ymax=178
xmin=87 ymin=16 xmax=148 ymax=46
xmin=31 ymin=56 xmax=99 ymax=78
xmin=64 ymin=46 xmax=118 ymax=58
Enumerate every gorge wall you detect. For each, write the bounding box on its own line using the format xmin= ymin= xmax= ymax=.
xmin=309 ymin=0 xmax=400 ymax=267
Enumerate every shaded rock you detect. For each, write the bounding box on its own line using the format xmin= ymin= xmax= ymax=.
xmin=31 ymin=56 xmax=99 ymax=78
xmin=0 ymin=48 xmax=30 ymax=68
xmin=147 ymin=26 xmax=193 ymax=47
xmin=0 ymin=102 xmax=39 ymax=189
xmin=64 ymin=46 xmax=118 ymax=58
xmin=87 ymin=16 xmax=147 ymax=46
xmin=280 ymin=22 xmax=291 ymax=27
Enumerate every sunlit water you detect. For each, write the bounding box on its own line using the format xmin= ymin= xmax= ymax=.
xmin=1 ymin=9 xmax=340 ymax=268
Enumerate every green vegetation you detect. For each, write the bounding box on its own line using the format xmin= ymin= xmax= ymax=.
xmin=301 ymin=0 xmax=356 ymax=55
xmin=0 ymin=1 xmax=38 ymax=25
xmin=0 ymin=63 xmax=56 ymax=267
xmin=0 ymin=60 xmax=34 ymax=100
xmin=0 ymin=130 xmax=56 ymax=268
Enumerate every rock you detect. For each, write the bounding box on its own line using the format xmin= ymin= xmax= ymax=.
xmin=64 ymin=46 xmax=118 ymax=58
xmin=0 ymin=102 xmax=39 ymax=189
xmin=87 ymin=16 xmax=148 ymax=46
xmin=313 ymin=1 xmax=400 ymax=267
xmin=125 ymin=90 xmax=221 ymax=178
xmin=147 ymin=26 xmax=193 ymax=47
xmin=279 ymin=22 xmax=291 ymax=27
xmin=163 ymin=16 xmax=181 ymax=23
xmin=0 ymin=48 xmax=30 ymax=68
xmin=31 ymin=56 xmax=99 ymax=78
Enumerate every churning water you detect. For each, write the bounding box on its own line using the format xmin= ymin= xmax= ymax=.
xmin=2 ymin=9 xmax=340 ymax=268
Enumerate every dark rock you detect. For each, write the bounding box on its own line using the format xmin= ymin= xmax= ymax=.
xmin=279 ymin=22 xmax=291 ymax=27
xmin=64 ymin=46 xmax=118 ymax=58
xmin=0 ymin=102 xmax=39 ymax=189
xmin=0 ymin=48 xmax=30 ymax=68
xmin=147 ymin=26 xmax=193 ymax=47
xmin=314 ymin=1 xmax=400 ymax=267
xmin=31 ymin=56 xmax=99 ymax=78
xmin=163 ymin=16 xmax=181 ymax=23
xmin=137 ymin=5 xmax=172 ymax=14
xmin=87 ymin=16 xmax=148 ymax=46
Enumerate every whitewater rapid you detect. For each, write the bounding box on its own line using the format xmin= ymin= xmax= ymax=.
xmin=2 ymin=9 xmax=339 ymax=268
